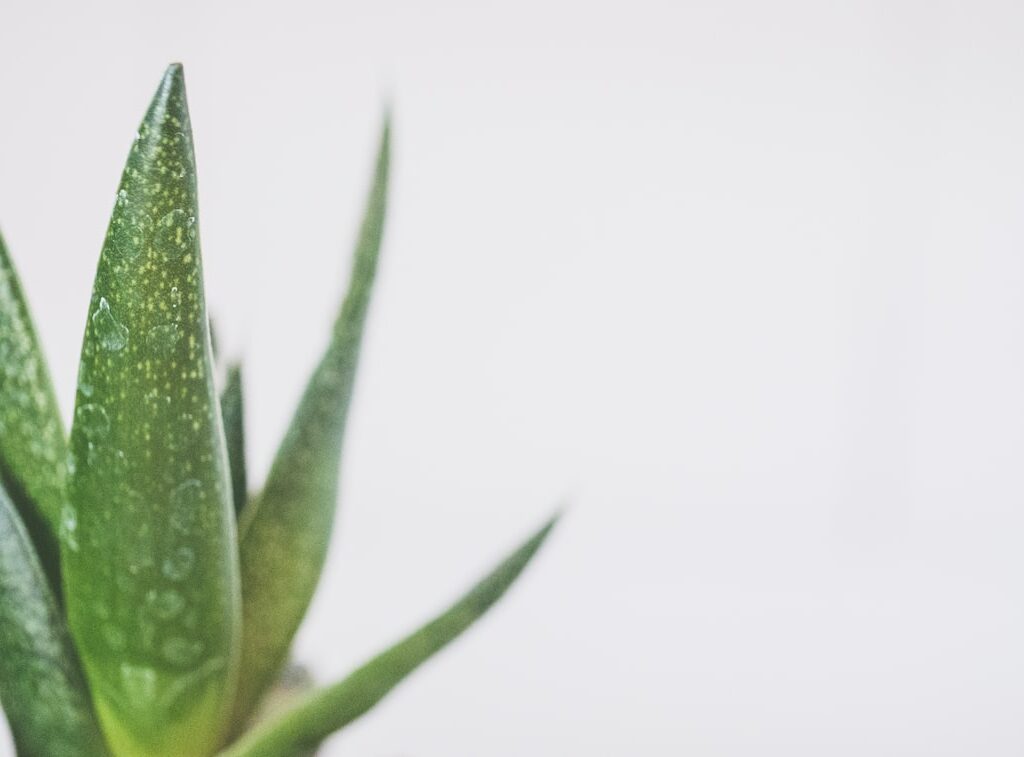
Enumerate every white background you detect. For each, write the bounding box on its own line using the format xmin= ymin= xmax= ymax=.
xmin=3 ymin=1 xmax=1024 ymax=755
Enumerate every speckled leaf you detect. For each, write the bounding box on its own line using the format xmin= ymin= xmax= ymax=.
xmin=63 ymin=65 xmax=240 ymax=757
xmin=0 ymin=230 xmax=68 ymax=596
xmin=221 ymin=363 xmax=247 ymax=515
xmin=219 ymin=515 xmax=558 ymax=757
xmin=0 ymin=482 xmax=108 ymax=757
xmin=232 ymin=121 xmax=389 ymax=725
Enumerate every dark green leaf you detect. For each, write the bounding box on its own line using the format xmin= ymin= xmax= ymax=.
xmin=0 ymin=230 xmax=68 ymax=596
xmin=63 ymin=64 xmax=240 ymax=757
xmin=0 ymin=482 xmax=108 ymax=757
xmin=221 ymin=363 xmax=247 ymax=516
xmin=232 ymin=119 xmax=389 ymax=725
xmin=209 ymin=318 xmax=221 ymax=364
xmin=220 ymin=515 xmax=559 ymax=757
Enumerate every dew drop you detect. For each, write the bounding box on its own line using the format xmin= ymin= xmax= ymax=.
xmin=107 ymin=211 xmax=152 ymax=260
xmin=75 ymin=403 xmax=110 ymax=439
xmin=147 ymin=323 xmax=181 ymax=355
xmin=155 ymin=209 xmax=191 ymax=258
xmin=169 ymin=286 xmax=181 ymax=308
xmin=147 ymin=588 xmax=185 ymax=620
xmin=119 ymin=663 xmax=157 ymax=703
xmin=58 ymin=504 xmax=79 ymax=552
xmin=162 ymin=545 xmax=195 ymax=582
xmin=169 ymin=479 xmax=202 ymax=532
xmin=161 ymin=636 xmax=204 ymax=667
xmin=92 ymin=298 xmax=128 ymax=352
xmin=77 ymin=364 xmax=94 ymax=398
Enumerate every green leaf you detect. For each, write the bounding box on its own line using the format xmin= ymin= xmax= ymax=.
xmin=0 ymin=230 xmax=68 ymax=596
xmin=63 ymin=64 xmax=240 ymax=757
xmin=221 ymin=363 xmax=247 ymax=516
xmin=0 ymin=482 xmax=108 ymax=757
xmin=231 ymin=119 xmax=390 ymax=725
xmin=220 ymin=515 xmax=559 ymax=757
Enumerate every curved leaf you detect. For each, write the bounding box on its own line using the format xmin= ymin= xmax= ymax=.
xmin=0 ymin=482 xmax=107 ymax=757
xmin=0 ymin=230 xmax=68 ymax=595
xmin=221 ymin=363 xmax=247 ymax=516
xmin=220 ymin=515 xmax=558 ymax=757
xmin=232 ymin=119 xmax=389 ymax=724
xmin=63 ymin=64 xmax=240 ymax=757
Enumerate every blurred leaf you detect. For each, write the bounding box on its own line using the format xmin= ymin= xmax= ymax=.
xmin=220 ymin=515 xmax=559 ymax=757
xmin=232 ymin=119 xmax=389 ymax=725
xmin=221 ymin=363 xmax=247 ymax=516
xmin=209 ymin=318 xmax=221 ymax=364
xmin=63 ymin=64 xmax=240 ymax=757
xmin=248 ymin=663 xmax=314 ymax=727
xmin=0 ymin=482 xmax=108 ymax=757
xmin=0 ymin=230 xmax=68 ymax=596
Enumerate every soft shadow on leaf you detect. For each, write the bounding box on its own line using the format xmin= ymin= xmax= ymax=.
xmin=220 ymin=363 xmax=247 ymax=517
xmin=0 ymin=482 xmax=107 ymax=756
xmin=0 ymin=230 xmax=69 ymax=597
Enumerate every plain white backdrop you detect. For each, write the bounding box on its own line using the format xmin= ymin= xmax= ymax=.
xmin=4 ymin=0 xmax=1024 ymax=754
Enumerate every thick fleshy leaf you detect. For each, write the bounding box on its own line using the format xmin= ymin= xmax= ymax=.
xmin=0 ymin=230 xmax=68 ymax=595
xmin=0 ymin=482 xmax=108 ymax=757
xmin=219 ymin=515 xmax=558 ymax=757
xmin=220 ymin=363 xmax=247 ymax=516
xmin=232 ymin=120 xmax=389 ymax=724
xmin=63 ymin=64 xmax=240 ymax=757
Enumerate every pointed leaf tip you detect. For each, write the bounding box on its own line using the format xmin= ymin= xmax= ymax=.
xmin=219 ymin=513 xmax=559 ymax=757
xmin=162 ymin=62 xmax=185 ymax=87
xmin=64 ymin=65 xmax=239 ymax=757
xmin=231 ymin=118 xmax=390 ymax=727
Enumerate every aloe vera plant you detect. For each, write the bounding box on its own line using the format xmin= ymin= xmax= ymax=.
xmin=0 ymin=64 xmax=557 ymax=757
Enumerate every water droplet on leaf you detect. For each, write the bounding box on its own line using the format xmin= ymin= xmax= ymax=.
xmin=162 ymin=545 xmax=195 ymax=581
xmin=119 ymin=664 xmax=157 ymax=703
xmin=161 ymin=637 xmax=204 ymax=667
xmin=155 ymin=209 xmax=191 ymax=258
xmin=147 ymin=323 xmax=181 ymax=355
xmin=147 ymin=589 xmax=185 ymax=620
xmin=59 ymin=504 xmax=79 ymax=552
xmin=169 ymin=479 xmax=202 ymax=532
xmin=92 ymin=298 xmax=128 ymax=352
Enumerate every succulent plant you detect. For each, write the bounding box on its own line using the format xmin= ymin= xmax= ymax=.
xmin=0 ymin=63 xmax=557 ymax=757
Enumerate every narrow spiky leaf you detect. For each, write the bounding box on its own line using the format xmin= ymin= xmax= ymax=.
xmin=64 ymin=64 xmax=240 ymax=757
xmin=0 ymin=230 xmax=68 ymax=595
xmin=220 ymin=515 xmax=558 ymax=757
xmin=232 ymin=120 xmax=389 ymax=724
xmin=0 ymin=483 xmax=107 ymax=757
xmin=221 ymin=363 xmax=247 ymax=515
